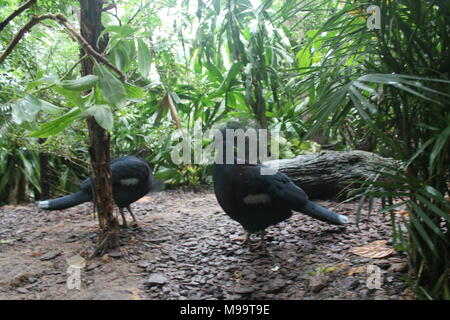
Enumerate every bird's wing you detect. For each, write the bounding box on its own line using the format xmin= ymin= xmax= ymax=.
xmin=229 ymin=164 xmax=348 ymax=225
xmin=230 ymin=164 xmax=309 ymax=207
xmin=111 ymin=158 xmax=149 ymax=187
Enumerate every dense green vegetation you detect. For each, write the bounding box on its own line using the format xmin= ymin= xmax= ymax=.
xmin=0 ymin=0 xmax=448 ymax=299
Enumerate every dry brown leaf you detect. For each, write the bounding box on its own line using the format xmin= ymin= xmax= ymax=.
xmin=137 ymin=196 xmax=151 ymax=203
xmin=30 ymin=251 xmax=44 ymax=257
xmin=9 ymin=274 xmax=30 ymax=288
xmin=371 ymin=240 xmax=388 ymax=246
xmin=334 ymin=262 xmax=350 ymax=271
xmin=348 ymin=265 xmax=367 ymax=276
xmin=403 ymin=288 xmax=416 ymax=300
xmin=127 ymin=239 xmax=140 ymax=245
xmin=395 ymin=210 xmax=409 ymax=217
xmin=101 ymin=254 xmax=112 ymax=263
xmin=125 ymin=288 xmax=143 ymax=300
xmin=350 ymin=240 xmax=394 ymax=259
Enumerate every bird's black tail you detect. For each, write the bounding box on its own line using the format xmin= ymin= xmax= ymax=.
xmin=38 ymin=191 xmax=92 ymax=210
xmin=300 ymin=201 xmax=348 ymax=225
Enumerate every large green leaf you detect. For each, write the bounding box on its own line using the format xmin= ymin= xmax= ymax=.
xmin=109 ymin=40 xmax=134 ymax=72
xmin=101 ymin=25 xmax=137 ymax=40
xmin=93 ymin=63 xmax=126 ymax=106
xmin=39 ymin=99 xmax=64 ymax=114
xmin=124 ymin=82 xmax=145 ymax=100
xmin=137 ymin=38 xmax=152 ymax=78
xmin=28 ymin=108 xmax=82 ymax=138
xmin=83 ymin=105 xmax=114 ymax=131
xmin=60 ymin=75 xmax=98 ymax=92
xmin=53 ymin=87 xmax=86 ymax=107
xmin=204 ymin=61 xmax=224 ymax=83
xmin=12 ymin=94 xmax=41 ymax=124
xmin=209 ymin=62 xmax=243 ymax=98
xmin=429 ymin=125 xmax=450 ymax=171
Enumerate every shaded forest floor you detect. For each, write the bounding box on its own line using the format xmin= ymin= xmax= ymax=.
xmin=0 ymin=189 xmax=413 ymax=300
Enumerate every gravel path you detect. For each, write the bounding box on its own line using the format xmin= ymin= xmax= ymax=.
xmin=0 ymin=189 xmax=412 ymax=300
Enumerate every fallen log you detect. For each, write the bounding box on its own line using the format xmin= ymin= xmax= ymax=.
xmin=265 ymin=150 xmax=398 ymax=199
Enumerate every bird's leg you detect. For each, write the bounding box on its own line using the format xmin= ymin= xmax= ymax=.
xmin=232 ymin=230 xmax=251 ymax=244
xmin=126 ymin=205 xmax=137 ymax=222
xmin=126 ymin=205 xmax=138 ymax=227
xmin=242 ymin=231 xmax=251 ymax=245
xmin=250 ymin=230 xmax=266 ymax=251
xmin=119 ymin=208 xmax=128 ymax=228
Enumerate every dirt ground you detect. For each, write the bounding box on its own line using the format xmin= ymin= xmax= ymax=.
xmin=0 ymin=189 xmax=412 ymax=300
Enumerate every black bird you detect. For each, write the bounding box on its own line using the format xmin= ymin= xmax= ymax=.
xmin=212 ymin=126 xmax=348 ymax=248
xmin=38 ymin=156 xmax=154 ymax=227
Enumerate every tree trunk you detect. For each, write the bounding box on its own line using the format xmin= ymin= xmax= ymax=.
xmin=264 ymin=150 xmax=398 ymax=199
xmin=79 ymin=0 xmax=119 ymax=254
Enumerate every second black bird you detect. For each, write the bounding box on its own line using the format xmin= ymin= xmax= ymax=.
xmin=38 ymin=156 xmax=154 ymax=227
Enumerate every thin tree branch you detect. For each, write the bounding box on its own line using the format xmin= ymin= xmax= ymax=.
xmin=102 ymin=1 xmax=117 ymax=12
xmin=164 ymin=93 xmax=181 ymax=129
xmin=127 ymin=0 xmax=150 ymax=25
xmin=0 ymin=0 xmax=37 ymax=33
xmin=33 ymin=54 xmax=89 ymax=94
xmin=0 ymin=13 xmax=126 ymax=81
xmin=0 ymin=14 xmax=52 ymax=65
xmin=56 ymin=15 xmax=126 ymax=81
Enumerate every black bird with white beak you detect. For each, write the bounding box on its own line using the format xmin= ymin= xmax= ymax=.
xmin=212 ymin=122 xmax=348 ymax=249
xmin=38 ymin=156 xmax=154 ymax=227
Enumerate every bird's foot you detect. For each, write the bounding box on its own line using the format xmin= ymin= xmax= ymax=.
xmin=128 ymin=220 xmax=139 ymax=228
xmin=233 ymin=231 xmax=267 ymax=251
xmin=243 ymin=232 xmax=251 ymax=246
xmin=119 ymin=220 xmax=128 ymax=228
xmin=247 ymin=231 xmax=267 ymax=251
xmin=249 ymin=238 xmax=267 ymax=252
xmin=231 ymin=232 xmax=250 ymax=244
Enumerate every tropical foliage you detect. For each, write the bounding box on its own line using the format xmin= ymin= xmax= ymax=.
xmin=0 ymin=0 xmax=449 ymax=298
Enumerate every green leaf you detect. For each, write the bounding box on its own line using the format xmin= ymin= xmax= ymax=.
xmin=415 ymin=195 xmax=450 ymax=224
xmin=408 ymin=204 xmax=440 ymax=257
xmin=205 ymin=62 xmax=224 ymax=83
xmin=358 ymin=74 xmax=443 ymax=103
xmin=421 ymin=185 xmax=446 ymax=203
xmin=155 ymin=167 xmax=178 ymax=180
xmin=0 ymin=239 xmax=15 ymax=244
xmin=429 ymin=125 xmax=450 ymax=171
xmin=60 ymin=75 xmax=98 ymax=91
xmin=137 ymin=38 xmax=152 ymax=78
xmin=83 ymin=104 xmax=114 ymax=131
xmin=410 ymin=202 xmax=448 ymax=243
xmin=12 ymin=94 xmax=42 ymax=124
xmin=29 ymin=107 xmax=82 ymax=138
xmin=93 ymin=63 xmax=126 ymax=106
xmin=109 ymin=44 xmax=127 ymax=71
xmin=209 ymin=62 xmax=243 ymax=98
xmin=124 ymin=82 xmax=145 ymax=99
xmin=405 ymin=137 xmax=436 ymax=169
xmin=101 ymin=25 xmax=137 ymax=39
xmin=39 ymin=99 xmax=64 ymax=114
xmin=296 ymin=46 xmax=311 ymax=69
xmin=349 ymin=84 xmax=377 ymax=113
xmin=53 ymin=87 xmax=86 ymax=107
